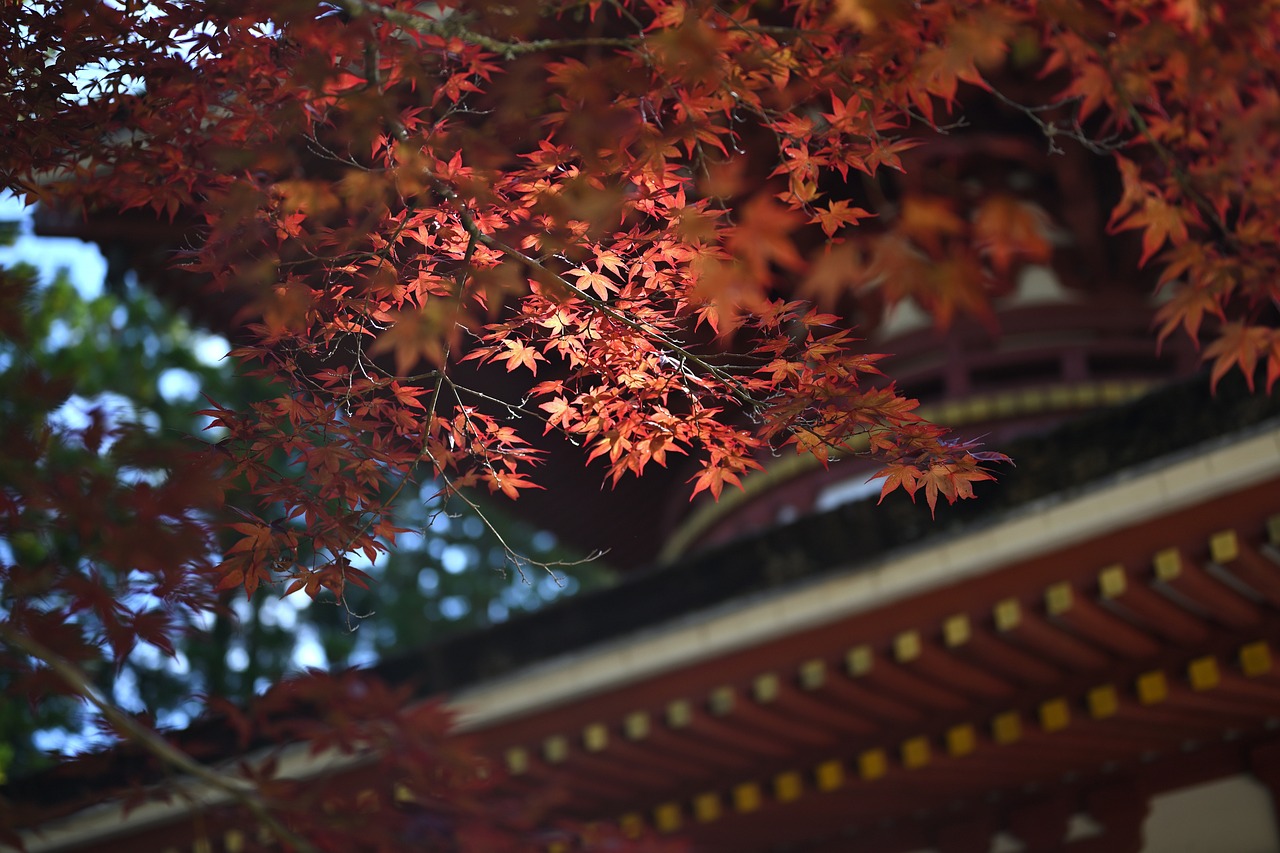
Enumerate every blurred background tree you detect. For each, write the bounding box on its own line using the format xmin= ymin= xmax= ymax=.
xmin=0 ymin=208 xmax=615 ymax=780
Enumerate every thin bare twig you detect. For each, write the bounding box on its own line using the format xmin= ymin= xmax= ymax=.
xmin=0 ymin=624 xmax=320 ymax=853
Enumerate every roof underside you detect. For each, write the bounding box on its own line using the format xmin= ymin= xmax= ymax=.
xmin=463 ymin=445 xmax=1280 ymax=851
xmin=15 ymin=374 xmax=1280 ymax=851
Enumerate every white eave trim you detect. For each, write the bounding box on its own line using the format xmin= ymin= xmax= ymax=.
xmin=20 ymin=745 xmax=360 ymax=853
xmin=448 ymin=422 xmax=1280 ymax=731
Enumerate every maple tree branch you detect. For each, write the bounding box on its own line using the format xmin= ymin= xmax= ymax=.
xmin=984 ymin=84 xmax=1123 ymax=156
xmin=457 ymin=218 xmax=764 ymax=410
xmin=346 ymin=9 xmax=785 ymax=433
xmin=435 ymin=183 xmax=945 ymax=473
xmin=1080 ymin=38 xmax=1235 ymax=243
xmin=337 ymin=1 xmax=971 ymax=491
xmin=313 ymin=37 xmax=470 ymax=592
xmin=447 ymin=377 xmax=583 ymax=446
xmin=339 ymin=0 xmax=639 ymax=58
xmin=317 ymin=238 xmax=478 ymax=616
xmin=341 ymin=0 xmax=822 ymax=61
xmin=435 ymin=470 xmax=604 ymax=583
xmin=0 ymin=623 xmax=320 ymax=853
xmin=1117 ymin=99 xmax=1233 ymax=240
xmin=359 ymin=54 xmax=763 ymax=412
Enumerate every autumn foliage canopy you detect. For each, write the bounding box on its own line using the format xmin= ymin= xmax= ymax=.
xmin=3 ymin=0 xmax=1280 ymax=846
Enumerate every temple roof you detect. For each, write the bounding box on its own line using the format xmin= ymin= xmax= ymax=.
xmin=430 ymin=373 xmax=1280 ymax=851
xmin=372 ymin=371 xmax=1280 ymax=698
xmin=11 ymin=370 xmax=1280 ymax=851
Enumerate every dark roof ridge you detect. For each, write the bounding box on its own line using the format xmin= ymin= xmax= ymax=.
xmin=373 ymin=369 xmax=1280 ymax=697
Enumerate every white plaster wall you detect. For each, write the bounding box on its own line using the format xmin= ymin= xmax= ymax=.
xmin=1141 ymin=775 xmax=1280 ymax=853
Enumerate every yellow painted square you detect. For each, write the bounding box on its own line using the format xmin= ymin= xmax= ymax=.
xmin=583 ymin=723 xmax=608 ymax=752
xmin=666 ymin=699 xmax=692 ymax=729
xmin=967 ymin=395 xmax=995 ymax=422
xmin=799 ymin=659 xmax=826 ymax=690
xmin=1016 ymin=387 xmax=1046 ymax=413
xmin=1189 ymin=656 xmax=1220 ymax=691
xmin=774 ymin=771 xmax=803 ymax=802
xmin=1039 ymin=698 xmax=1070 ymax=732
xmin=1241 ymin=642 xmax=1273 ymax=677
xmin=935 ymin=400 xmax=963 ymax=424
xmin=994 ymin=598 xmax=1021 ymax=631
xmin=846 ymin=645 xmax=874 ymax=676
xmin=1099 ymin=565 xmax=1127 ymax=599
xmin=1073 ymin=383 xmax=1099 ymax=407
xmin=1099 ymin=381 xmax=1125 ymax=404
xmin=733 ymin=782 xmax=762 ymax=813
xmin=654 ymin=802 xmax=682 ymax=833
xmin=1088 ymin=684 xmax=1118 ymax=718
xmin=754 ymin=673 xmax=780 ymax=703
xmin=816 ymin=759 xmax=844 ymax=791
xmin=943 ymin=614 xmax=970 ymax=647
xmin=543 ymin=735 xmax=568 ymax=763
xmin=1137 ymin=671 xmax=1168 ymax=705
xmin=902 ymin=736 xmax=930 ymax=768
xmin=1209 ymin=530 xmax=1239 ymax=563
xmin=993 ymin=393 xmax=1019 ymax=417
xmin=894 ymin=631 xmax=921 ymax=662
xmin=693 ymin=792 xmax=721 ymax=823
xmin=505 ymin=746 xmax=529 ymax=775
xmin=624 ymin=711 xmax=650 ymax=741
xmin=619 ymin=813 xmax=644 ymax=839
xmin=859 ymin=749 xmax=887 ymax=780
xmin=1153 ymin=548 xmax=1181 ymax=581
xmin=993 ymin=711 xmax=1021 ymax=744
xmin=947 ymin=724 xmax=975 ymax=757
xmin=1045 ymin=583 xmax=1073 ymax=616
xmin=709 ymin=686 xmax=735 ymax=716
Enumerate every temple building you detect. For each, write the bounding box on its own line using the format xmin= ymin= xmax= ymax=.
xmin=13 ymin=91 xmax=1280 ymax=853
